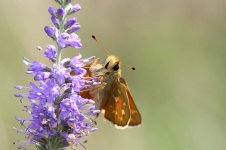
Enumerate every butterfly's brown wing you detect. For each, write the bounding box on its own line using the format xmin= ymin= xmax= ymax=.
xmin=120 ymin=78 xmax=142 ymax=126
xmin=79 ymin=58 xmax=102 ymax=100
xmin=79 ymin=90 xmax=92 ymax=99
xmin=101 ymin=79 xmax=131 ymax=127
xmin=78 ymin=65 xmax=93 ymax=99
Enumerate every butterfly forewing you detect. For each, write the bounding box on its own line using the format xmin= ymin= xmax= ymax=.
xmin=127 ymin=91 xmax=142 ymax=126
xmin=102 ymin=80 xmax=131 ymax=127
xmin=119 ymin=78 xmax=142 ymax=126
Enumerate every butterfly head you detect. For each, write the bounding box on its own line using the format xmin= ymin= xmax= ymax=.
xmin=104 ymin=55 xmax=121 ymax=73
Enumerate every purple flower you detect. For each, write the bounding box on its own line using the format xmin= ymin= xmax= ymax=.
xmin=34 ymin=72 xmax=51 ymax=81
xmin=56 ymin=7 xmax=65 ymax=18
xmin=27 ymin=61 xmax=46 ymax=72
xmin=71 ymin=4 xmax=81 ymax=13
xmin=57 ymin=33 xmax=82 ymax=49
xmin=65 ymin=18 xmax=77 ymax=29
xmin=67 ymin=23 xmax=81 ymax=33
xmin=70 ymin=54 xmax=86 ymax=76
xmin=26 ymin=61 xmax=51 ymax=81
xmin=59 ymin=94 xmax=98 ymax=143
xmin=48 ymin=6 xmax=56 ymax=15
xmin=15 ymin=0 xmax=98 ymax=149
xmin=70 ymin=54 xmax=83 ymax=67
xmin=28 ymin=79 xmax=60 ymax=103
xmin=51 ymin=16 xmax=60 ymax=28
xmin=44 ymin=45 xmax=57 ymax=59
xmin=51 ymin=65 xmax=70 ymax=85
xmin=14 ymin=85 xmax=24 ymax=90
xmin=44 ymin=26 xmax=57 ymax=38
xmin=15 ymin=53 xmax=98 ymax=148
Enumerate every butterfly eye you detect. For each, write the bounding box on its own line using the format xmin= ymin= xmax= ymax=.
xmin=105 ymin=62 xmax=110 ymax=69
xmin=112 ymin=63 xmax=119 ymax=71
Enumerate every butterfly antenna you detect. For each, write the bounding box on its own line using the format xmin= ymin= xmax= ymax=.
xmin=123 ymin=63 xmax=136 ymax=70
xmin=92 ymin=35 xmax=136 ymax=71
xmin=91 ymin=35 xmax=111 ymax=55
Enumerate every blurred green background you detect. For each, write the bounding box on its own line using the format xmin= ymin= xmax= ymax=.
xmin=1 ymin=0 xmax=226 ymax=149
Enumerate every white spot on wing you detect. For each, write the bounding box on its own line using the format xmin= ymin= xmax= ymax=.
xmin=121 ymin=109 xmax=125 ymax=115
xmin=112 ymin=110 xmax=117 ymax=115
xmin=115 ymin=97 xmax=120 ymax=103
xmin=101 ymin=109 xmax=105 ymax=114
xmin=132 ymin=110 xmax=137 ymax=114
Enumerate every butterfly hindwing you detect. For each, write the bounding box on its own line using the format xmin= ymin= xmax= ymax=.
xmin=79 ymin=58 xmax=103 ymax=100
xmin=127 ymin=91 xmax=142 ymax=126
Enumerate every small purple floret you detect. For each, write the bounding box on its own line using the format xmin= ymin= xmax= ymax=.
xmin=69 ymin=23 xmax=81 ymax=33
xmin=57 ymin=33 xmax=82 ymax=49
xmin=65 ymin=18 xmax=77 ymax=29
xmin=44 ymin=26 xmax=57 ymax=38
xmin=48 ymin=6 xmax=56 ymax=15
xmin=56 ymin=7 xmax=65 ymax=17
xmin=51 ymin=16 xmax=60 ymax=28
xmin=14 ymin=85 xmax=24 ymax=90
xmin=71 ymin=4 xmax=81 ymax=13
xmin=44 ymin=45 xmax=57 ymax=59
xmin=28 ymin=61 xmax=46 ymax=72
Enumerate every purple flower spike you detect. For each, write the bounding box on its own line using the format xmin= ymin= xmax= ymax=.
xmin=15 ymin=0 xmax=97 ymax=149
xmin=44 ymin=26 xmax=57 ymax=38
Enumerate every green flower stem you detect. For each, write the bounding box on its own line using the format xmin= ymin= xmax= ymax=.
xmin=56 ymin=46 xmax=62 ymax=67
xmin=36 ymin=135 xmax=69 ymax=150
xmin=56 ymin=6 xmax=66 ymax=67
